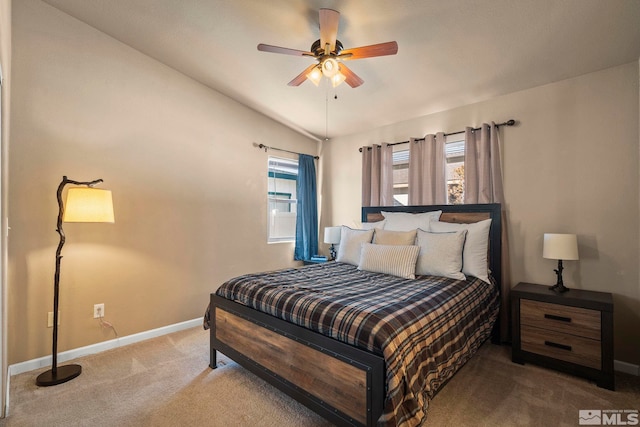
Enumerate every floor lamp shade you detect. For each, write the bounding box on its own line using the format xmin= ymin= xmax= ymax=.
xmin=36 ymin=177 xmax=114 ymax=387
xmin=63 ymin=188 xmax=115 ymax=223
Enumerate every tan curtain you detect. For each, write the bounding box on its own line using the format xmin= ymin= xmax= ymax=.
xmin=407 ymin=133 xmax=446 ymax=205
xmin=464 ymin=123 xmax=504 ymax=204
xmin=465 ymin=122 xmax=511 ymax=342
xmin=361 ymin=143 xmax=393 ymax=207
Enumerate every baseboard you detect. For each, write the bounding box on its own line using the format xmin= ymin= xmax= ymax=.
xmin=614 ymin=359 xmax=640 ymax=376
xmin=8 ymin=318 xmax=202 ymax=377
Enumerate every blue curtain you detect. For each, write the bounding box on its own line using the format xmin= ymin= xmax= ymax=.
xmin=294 ymin=154 xmax=318 ymax=261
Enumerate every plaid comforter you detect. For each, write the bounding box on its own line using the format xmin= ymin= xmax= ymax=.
xmin=213 ymin=262 xmax=499 ymax=426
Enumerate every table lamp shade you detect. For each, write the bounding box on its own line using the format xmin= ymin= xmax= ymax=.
xmin=63 ymin=188 xmax=115 ymax=223
xmin=543 ymin=233 xmax=579 ymax=261
xmin=324 ymin=226 xmax=341 ymax=244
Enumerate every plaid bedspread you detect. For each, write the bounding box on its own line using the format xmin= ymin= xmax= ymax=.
xmin=212 ymin=262 xmax=499 ymax=426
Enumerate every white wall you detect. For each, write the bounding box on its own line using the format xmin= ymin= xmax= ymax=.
xmin=8 ymin=0 xmax=317 ymax=364
xmin=321 ymin=62 xmax=640 ymax=364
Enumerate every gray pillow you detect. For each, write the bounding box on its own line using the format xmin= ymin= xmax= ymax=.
xmin=415 ymin=229 xmax=467 ymax=280
xmin=336 ymin=226 xmax=374 ymax=266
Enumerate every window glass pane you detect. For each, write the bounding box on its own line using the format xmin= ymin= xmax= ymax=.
xmin=268 ymin=157 xmax=298 ymax=242
xmin=392 ymin=149 xmax=408 ymax=206
xmin=446 ymin=137 xmax=464 ymax=205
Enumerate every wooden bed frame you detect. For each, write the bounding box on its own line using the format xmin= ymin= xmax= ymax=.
xmin=209 ymin=203 xmax=502 ymax=427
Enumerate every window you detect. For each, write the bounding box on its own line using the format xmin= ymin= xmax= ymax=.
xmin=390 ymin=135 xmax=466 ymax=206
xmin=267 ymin=157 xmax=298 ymax=242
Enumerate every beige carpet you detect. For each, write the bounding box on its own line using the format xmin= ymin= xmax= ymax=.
xmin=3 ymin=327 xmax=639 ymax=426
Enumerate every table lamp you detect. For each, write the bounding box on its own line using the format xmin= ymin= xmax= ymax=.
xmin=36 ymin=176 xmax=115 ymax=387
xmin=543 ymin=233 xmax=579 ymax=293
xmin=324 ymin=226 xmax=341 ymax=260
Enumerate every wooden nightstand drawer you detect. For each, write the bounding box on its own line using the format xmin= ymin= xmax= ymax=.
xmin=520 ymin=299 xmax=601 ymax=340
xmin=521 ymin=324 xmax=601 ymax=369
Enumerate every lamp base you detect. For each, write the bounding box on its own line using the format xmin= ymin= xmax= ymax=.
xmin=36 ymin=364 xmax=82 ymax=386
xmin=549 ymin=259 xmax=570 ymax=293
xmin=549 ymin=283 xmax=570 ymax=293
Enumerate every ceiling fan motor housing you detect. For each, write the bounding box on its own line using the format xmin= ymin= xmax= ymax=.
xmin=311 ymin=39 xmax=344 ymax=56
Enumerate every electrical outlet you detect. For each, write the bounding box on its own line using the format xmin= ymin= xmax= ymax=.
xmin=93 ymin=303 xmax=105 ymax=319
xmin=47 ymin=311 xmax=60 ymax=328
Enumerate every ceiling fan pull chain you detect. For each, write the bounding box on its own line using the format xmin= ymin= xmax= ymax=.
xmin=325 ymin=86 xmax=329 ymax=141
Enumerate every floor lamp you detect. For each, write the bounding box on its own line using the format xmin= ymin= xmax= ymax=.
xmin=36 ymin=176 xmax=114 ymax=387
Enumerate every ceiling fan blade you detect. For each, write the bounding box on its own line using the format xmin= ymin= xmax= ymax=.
xmin=287 ymin=63 xmax=319 ymax=86
xmin=319 ymin=8 xmax=339 ymax=52
xmin=258 ymin=43 xmax=314 ymax=57
xmin=340 ymin=41 xmax=398 ymax=60
xmin=339 ymin=63 xmax=364 ymax=88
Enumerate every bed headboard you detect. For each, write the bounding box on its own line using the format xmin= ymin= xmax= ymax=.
xmin=361 ymin=203 xmax=502 ymax=289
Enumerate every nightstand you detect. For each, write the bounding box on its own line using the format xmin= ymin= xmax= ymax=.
xmin=511 ymin=282 xmax=614 ymax=390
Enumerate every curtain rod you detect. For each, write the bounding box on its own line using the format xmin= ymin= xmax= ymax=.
xmin=358 ymin=119 xmax=516 ymax=152
xmin=257 ymin=143 xmax=319 ymax=160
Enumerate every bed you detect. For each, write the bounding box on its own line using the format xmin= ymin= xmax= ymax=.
xmin=206 ymin=203 xmax=502 ymax=426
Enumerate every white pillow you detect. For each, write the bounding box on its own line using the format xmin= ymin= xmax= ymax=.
xmin=373 ymin=229 xmax=417 ymax=246
xmin=381 ymin=210 xmax=442 ymax=232
xmin=359 ymin=219 xmax=386 ymax=230
xmin=415 ymin=229 xmax=467 ymax=280
xmin=429 ymin=219 xmax=492 ymax=283
xmin=358 ymin=243 xmax=420 ymax=279
xmin=336 ymin=226 xmax=374 ymax=266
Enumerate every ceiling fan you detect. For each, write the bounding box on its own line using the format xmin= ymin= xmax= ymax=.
xmin=257 ymin=8 xmax=398 ymax=88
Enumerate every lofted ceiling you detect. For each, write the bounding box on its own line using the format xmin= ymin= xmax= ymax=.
xmin=41 ymin=0 xmax=640 ymax=141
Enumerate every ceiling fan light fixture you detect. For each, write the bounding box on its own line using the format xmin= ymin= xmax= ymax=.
xmin=321 ymin=58 xmax=339 ymax=78
xmin=331 ymin=72 xmax=346 ymax=88
xmin=306 ymin=66 xmax=322 ymax=86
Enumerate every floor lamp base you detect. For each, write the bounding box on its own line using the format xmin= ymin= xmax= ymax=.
xmin=36 ymin=364 xmax=82 ymax=386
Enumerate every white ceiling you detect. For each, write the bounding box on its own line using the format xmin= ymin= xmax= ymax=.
xmin=41 ymin=0 xmax=640 ymax=141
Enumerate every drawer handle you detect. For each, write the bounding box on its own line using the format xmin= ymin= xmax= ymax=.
xmin=544 ymin=340 xmax=572 ymax=351
xmin=544 ymin=314 xmax=571 ymax=323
